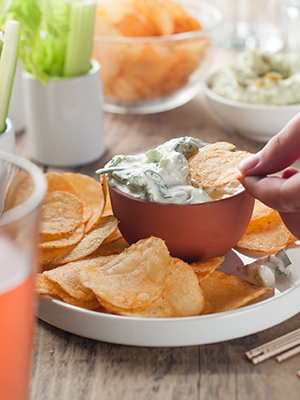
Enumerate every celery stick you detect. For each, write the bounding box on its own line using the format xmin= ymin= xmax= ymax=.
xmin=63 ymin=1 xmax=96 ymax=77
xmin=0 ymin=20 xmax=20 ymax=133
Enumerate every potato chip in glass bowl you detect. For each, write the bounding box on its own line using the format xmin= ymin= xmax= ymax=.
xmin=92 ymin=0 xmax=223 ymax=114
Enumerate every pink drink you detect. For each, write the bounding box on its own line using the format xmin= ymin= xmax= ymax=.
xmin=0 ymin=235 xmax=35 ymax=400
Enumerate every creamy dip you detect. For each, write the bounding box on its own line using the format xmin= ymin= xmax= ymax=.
xmin=96 ymin=137 xmax=243 ymax=204
xmin=238 ymin=249 xmax=292 ymax=288
xmin=210 ymin=50 xmax=300 ymax=105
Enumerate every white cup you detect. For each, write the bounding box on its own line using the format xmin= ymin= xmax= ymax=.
xmin=213 ymin=0 xmax=286 ymax=52
xmin=23 ymin=59 xmax=106 ymax=167
xmin=0 ymin=118 xmax=16 ymax=154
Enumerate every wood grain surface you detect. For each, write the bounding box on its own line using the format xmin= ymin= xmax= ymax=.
xmin=15 ymin=47 xmax=300 ymax=400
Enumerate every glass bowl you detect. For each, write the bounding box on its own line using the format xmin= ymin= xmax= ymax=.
xmin=92 ymin=0 xmax=223 ymax=114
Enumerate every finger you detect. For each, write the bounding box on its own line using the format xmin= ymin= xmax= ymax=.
xmin=241 ymin=172 xmax=300 ymax=213
xmin=239 ymin=113 xmax=300 ymax=176
xmin=281 ymin=167 xmax=299 ymax=179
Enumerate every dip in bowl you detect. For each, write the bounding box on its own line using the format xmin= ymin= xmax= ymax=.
xmin=97 ymin=137 xmax=254 ymax=262
xmin=204 ymin=50 xmax=300 ymax=142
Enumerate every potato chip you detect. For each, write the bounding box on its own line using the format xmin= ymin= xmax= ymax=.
xmin=81 ymin=203 xmax=93 ymax=226
xmin=36 ymin=272 xmax=100 ymax=310
xmin=54 ymin=216 xmax=119 ymax=264
xmin=44 ymin=256 xmax=117 ymax=306
xmin=162 ymin=0 xmax=202 ymax=33
xmin=45 ymin=172 xmax=78 ymax=194
xmin=101 ymin=175 xmax=116 ymax=219
xmin=102 ymin=200 xmax=113 ymax=218
xmin=113 ymin=257 xmax=205 ymax=318
xmin=39 ymin=224 xmax=85 ymax=249
xmin=96 ymin=0 xmax=137 ymax=26
xmin=100 ymin=180 xmax=122 ymax=245
xmin=188 ymin=142 xmax=251 ymax=187
xmin=80 ymin=236 xmax=170 ymax=309
xmin=45 ymin=172 xmax=93 ymax=226
xmin=117 ymin=13 xmax=157 ymax=37
xmin=84 ymin=248 xmax=120 ymax=260
xmin=102 ymin=228 xmax=123 ymax=245
xmin=236 ymin=211 xmax=297 ymax=253
xmin=136 ymin=0 xmax=174 ymax=36
xmin=40 ymin=246 xmax=76 ymax=267
xmin=190 ymin=256 xmax=224 ymax=282
xmin=251 ymin=199 xmax=274 ymax=221
xmin=4 ymin=171 xmax=35 ymax=211
xmin=39 ymin=191 xmax=83 ymax=240
xmin=36 ymin=274 xmax=61 ymax=298
xmin=164 ymin=257 xmax=205 ymax=316
xmin=99 ymin=237 xmax=130 ymax=254
xmin=63 ymin=173 xmax=106 ymax=233
xmin=200 ymin=271 xmax=274 ymax=314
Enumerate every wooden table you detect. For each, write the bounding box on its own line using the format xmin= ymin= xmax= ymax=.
xmin=16 ymin=47 xmax=300 ymax=400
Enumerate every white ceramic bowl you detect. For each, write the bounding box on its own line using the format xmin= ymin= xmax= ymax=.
xmin=204 ymin=74 xmax=300 ymax=143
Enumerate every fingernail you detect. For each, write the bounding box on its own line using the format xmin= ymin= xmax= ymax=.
xmin=239 ymin=154 xmax=260 ymax=172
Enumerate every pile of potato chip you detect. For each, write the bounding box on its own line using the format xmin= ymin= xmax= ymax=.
xmin=36 ymin=233 xmax=273 ymax=317
xmin=92 ymin=0 xmax=210 ymax=101
xmin=37 ymin=172 xmax=121 ymax=266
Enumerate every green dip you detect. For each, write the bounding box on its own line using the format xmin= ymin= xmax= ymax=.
xmin=210 ymin=50 xmax=300 ymax=105
xmin=96 ymin=137 xmax=243 ymax=204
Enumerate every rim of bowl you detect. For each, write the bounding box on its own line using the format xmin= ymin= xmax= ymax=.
xmin=0 ymin=151 xmax=47 ymax=227
xmin=94 ymin=0 xmax=223 ymax=44
xmin=204 ymin=73 xmax=300 ymax=111
xmin=109 ymin=182 xmax=247 ymax=208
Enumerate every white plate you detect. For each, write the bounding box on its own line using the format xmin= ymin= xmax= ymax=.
xmin=37 ymin=245 xmax=300 ymax=347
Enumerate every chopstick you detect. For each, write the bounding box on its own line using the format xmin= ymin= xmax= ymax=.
xmin=245 ymin=327 xmax=300 ymax=377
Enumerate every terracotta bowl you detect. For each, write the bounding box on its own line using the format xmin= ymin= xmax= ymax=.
xmin=108 ymin=185 xmax=255 ymax=262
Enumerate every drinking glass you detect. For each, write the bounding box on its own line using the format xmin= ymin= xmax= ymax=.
xmin=281 ymin=0 xmax=300 ymax=53
xmin=214 ymin=0 xmax=286 ymax=52
xmin=0 ymin=151 xmax=47 ymax=400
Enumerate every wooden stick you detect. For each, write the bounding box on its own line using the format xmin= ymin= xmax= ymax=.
xmin=250 ymin=341 xmax=300 ymax=364
xmin=246 ymin=327 xmax=300 ymax=359
xmin=276 ymin=345 xmax=300 ymax=363
xmin=245 ymin=327 xmax=300 ymax=364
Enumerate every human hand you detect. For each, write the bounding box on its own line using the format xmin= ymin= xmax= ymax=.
xmin=239 ymin=112 xmax=300 ymax=239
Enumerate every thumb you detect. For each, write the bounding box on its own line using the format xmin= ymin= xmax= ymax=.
xmin=241 ymin=171 xmax=300 ymax=213
xmin=239 ymin=112 xmax=300 ymax=176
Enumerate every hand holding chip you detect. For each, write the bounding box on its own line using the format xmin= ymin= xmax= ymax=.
xmin=239 ymin=112 xmax=300 ymax=239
